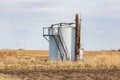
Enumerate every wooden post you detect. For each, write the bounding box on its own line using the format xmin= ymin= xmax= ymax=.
xmin=75 ymin=14 xmax=81 ymax=61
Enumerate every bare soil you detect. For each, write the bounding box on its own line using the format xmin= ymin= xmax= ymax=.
xmin=0 ymin=69 xmax=119 ymax=80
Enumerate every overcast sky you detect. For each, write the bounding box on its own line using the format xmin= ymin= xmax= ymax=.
xmin=0 ymin=0 xmax=120 ymax=50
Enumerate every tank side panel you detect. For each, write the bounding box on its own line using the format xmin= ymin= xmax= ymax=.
xmin=49 ymin=29 xmax=58 ymax=60
xmin=49 ymin=27 xmax=75 ymax=61
xmin=71 ymin=28 xmax=75 ymax=61
xmin=60 ymin=27 xmax=73 ymax=60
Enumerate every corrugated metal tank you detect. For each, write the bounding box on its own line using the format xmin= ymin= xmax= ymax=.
xmin=49 ymin=26 xmax=75 ymax=61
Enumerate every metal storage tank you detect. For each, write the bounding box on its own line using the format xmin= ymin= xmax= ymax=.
xmin=43 ymin=14 xmax=81 ymax=61
xmin=43 ymin=23 xmax=75 ymax=61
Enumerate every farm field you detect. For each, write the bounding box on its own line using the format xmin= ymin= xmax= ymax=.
xmin=0 ymin=50 xmax=120 ymax=80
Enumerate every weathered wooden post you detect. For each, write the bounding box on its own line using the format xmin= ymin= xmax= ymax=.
xmin=75 ymin=14 xmax=81 ymax=61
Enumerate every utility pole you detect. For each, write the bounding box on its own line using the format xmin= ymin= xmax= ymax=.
xmin=75 ymin=14 xmax=81 ymax=61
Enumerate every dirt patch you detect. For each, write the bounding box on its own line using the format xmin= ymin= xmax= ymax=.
xmin=0 ymin=69 xmax=119 ymax=80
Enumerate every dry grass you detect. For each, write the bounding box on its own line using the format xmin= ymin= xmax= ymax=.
xmin=0 ymin=76 xmax=20 ymax=80
xmin=83 ymin=51 xmax=120 ymax=69
xmin=0 ymin=50 xmax=120 ymax=70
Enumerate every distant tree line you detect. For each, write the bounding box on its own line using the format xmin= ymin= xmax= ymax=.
xmin=118 ymin=49 xmax=120 ymax=52
xmin=102 ymin=49 xmax=120 ymax=52
xmin=18 ymin=48 xmax=24 ymax=50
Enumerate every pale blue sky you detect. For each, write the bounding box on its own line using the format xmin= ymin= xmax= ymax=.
xmin=0 ymin=0 xmax=120 ymax=50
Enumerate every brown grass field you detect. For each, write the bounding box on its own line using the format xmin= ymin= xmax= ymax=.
xmin=0 ymin=50 xmax=120 ymax=80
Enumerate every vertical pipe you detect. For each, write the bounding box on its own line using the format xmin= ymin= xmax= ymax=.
xmin=75 ymin=14 xmax=81 ymax=61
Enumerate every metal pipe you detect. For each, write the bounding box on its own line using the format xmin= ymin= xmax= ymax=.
xmin=51 ymin=23 xmax=75 ymax=27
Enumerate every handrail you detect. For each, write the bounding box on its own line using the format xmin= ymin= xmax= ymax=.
xmin=51 ymin=23 xmax=74 ymax=27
